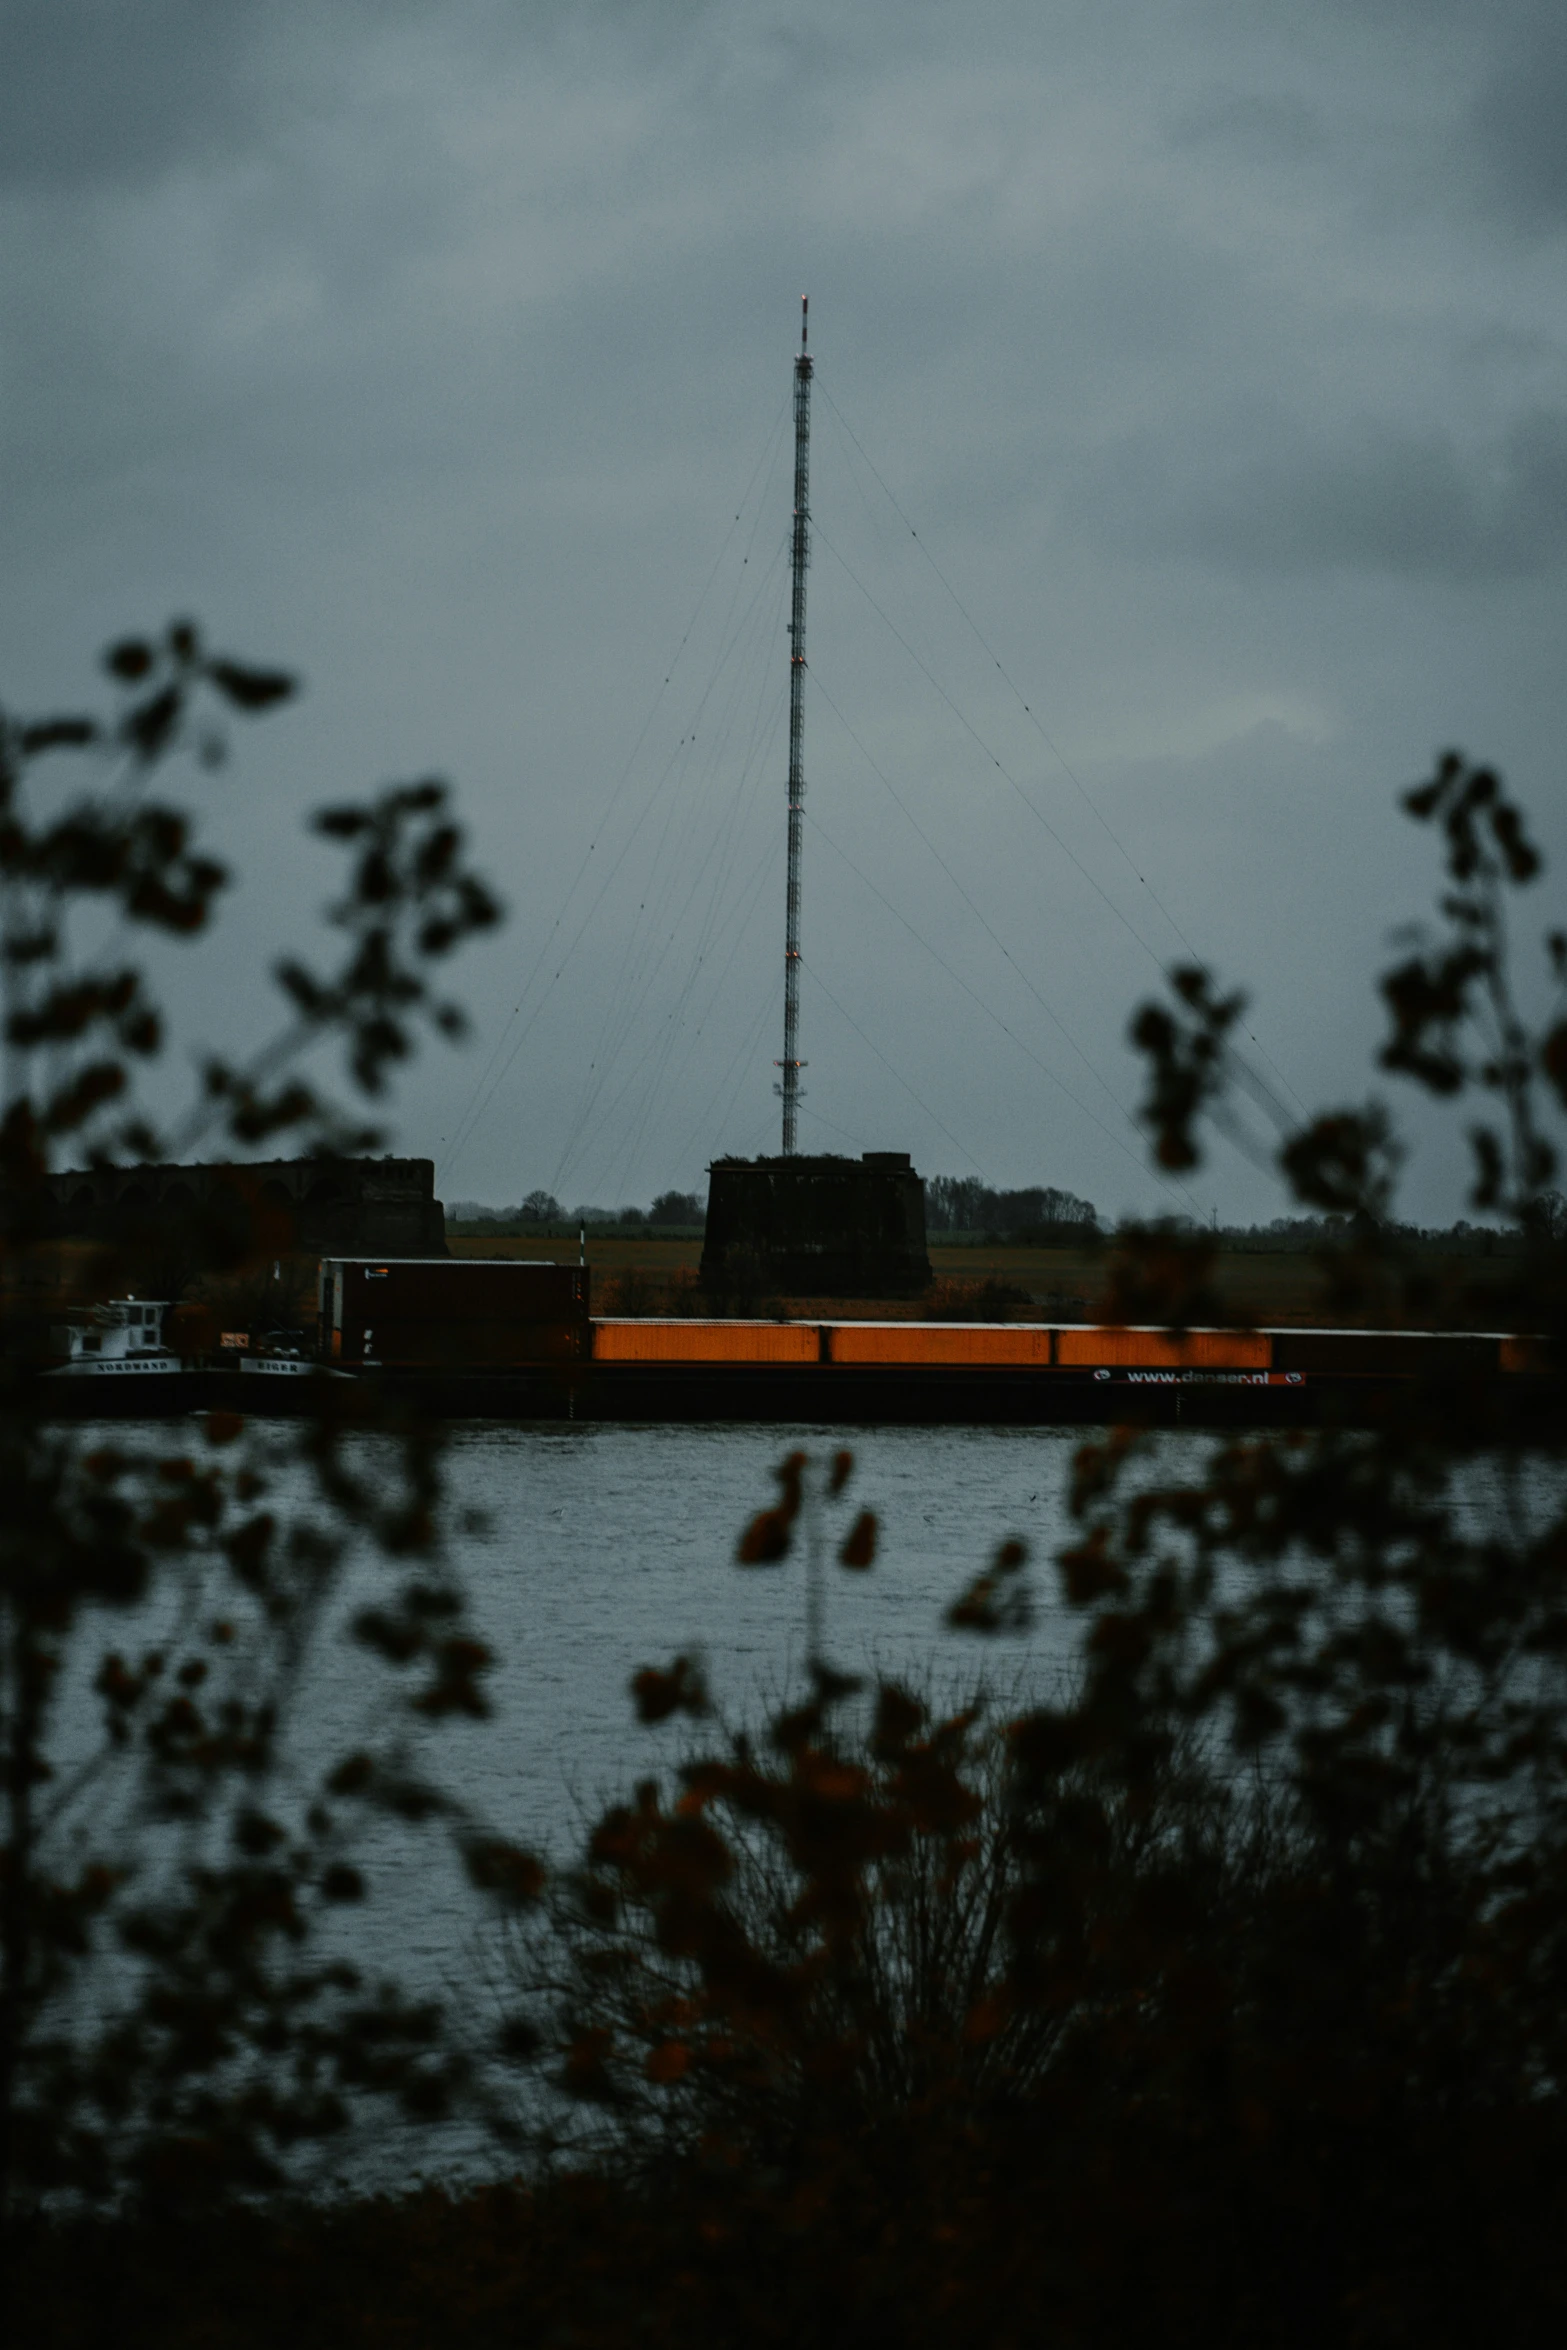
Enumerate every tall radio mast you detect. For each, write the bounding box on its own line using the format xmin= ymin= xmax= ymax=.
xmin=776 ymin=295 xmax=812 ymax=1154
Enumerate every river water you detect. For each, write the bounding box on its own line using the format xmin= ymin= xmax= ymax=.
xmin=45 ymin=1418 xmax=1091 ymax=2185
xmin=46 ymin=1416 xmax=1565 ymax=2187
xmin=62 ymin=1414 xmax=1563 ymax=1896
xmin=53 ymin=1422 xmax=1086 ymax=1931
xmin=436 ymin=1419 xmax=1083 ymax=1848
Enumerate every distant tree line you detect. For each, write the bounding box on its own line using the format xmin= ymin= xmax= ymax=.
xmin=446 ymin=1188 xmax=704 ymax=1234
xmin=449 ymin=1181 xmax=1106 ymax=1242
xmin=923 ymin=1178 xmax=1101 ymax=1238
xmin=446 ymin=1180 xmax=1563 ymax=1256
xmin=1169 ymin=1203 xmax=1565 ymax=1255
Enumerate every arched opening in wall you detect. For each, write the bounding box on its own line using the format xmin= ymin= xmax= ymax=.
xmin=105 ymin=1183 xmax=152 ymax=1247
xmin=258 ymin=1179 xmax=300 ymax=1255
xmin=298 ymin=1176 xmax=352 ymax=1250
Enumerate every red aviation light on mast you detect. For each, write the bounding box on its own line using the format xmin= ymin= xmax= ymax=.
xmin=776 ymin=294 xmax=813 ymax=1154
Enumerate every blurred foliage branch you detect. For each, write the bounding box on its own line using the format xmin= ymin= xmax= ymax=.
xmin=0 ymin=626 xmax=531 ymax=2293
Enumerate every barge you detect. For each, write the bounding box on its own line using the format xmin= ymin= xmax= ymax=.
xmin=21 ymin=1254 xmax=1558 ymax=1428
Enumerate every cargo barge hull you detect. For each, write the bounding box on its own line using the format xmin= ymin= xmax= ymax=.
xmin=22 ymin=1316 xmax=1561 ymax=1432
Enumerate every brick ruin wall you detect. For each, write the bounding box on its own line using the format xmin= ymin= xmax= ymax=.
xmin=39 ymin=1157 xmax=447 ymax=1259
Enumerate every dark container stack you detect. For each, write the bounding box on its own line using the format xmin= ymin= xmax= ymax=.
xmin=318 ymin=1258 xmax=589 ymax=1368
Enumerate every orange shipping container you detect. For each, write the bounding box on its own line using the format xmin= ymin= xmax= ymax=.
xmin=592 ymin=1320 xmax=820 ymax=1365
xmin=1057 ymin=1327 xmax=1271 ymax=1370
xmin=828 ymin=1323 xmax=1055 ymax=1367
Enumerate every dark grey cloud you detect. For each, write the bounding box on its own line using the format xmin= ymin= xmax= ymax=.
xmin=0 ymin=1 xmax=263 ymax=187
xmin=1470 ymin=17 xmax=1567 ymax=232
xmin=1084 ymin=407 xmax=1567 ymax=582
xmin=1169 ymin=88 xmax=1325 ymax=163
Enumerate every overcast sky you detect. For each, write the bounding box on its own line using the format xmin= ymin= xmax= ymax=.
xmin=3 ymin=0 xmax=1564 ymax=1223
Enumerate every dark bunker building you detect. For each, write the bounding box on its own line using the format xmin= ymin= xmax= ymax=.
xmin=700 ymin=1152 xmax=932 ymax=1301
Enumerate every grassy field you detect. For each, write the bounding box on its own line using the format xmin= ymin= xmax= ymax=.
xmin=445 ymin=1234 xmax=1524 ymax=1329
xmin=1 ymin=1235 xmax=1521 ymax=1343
